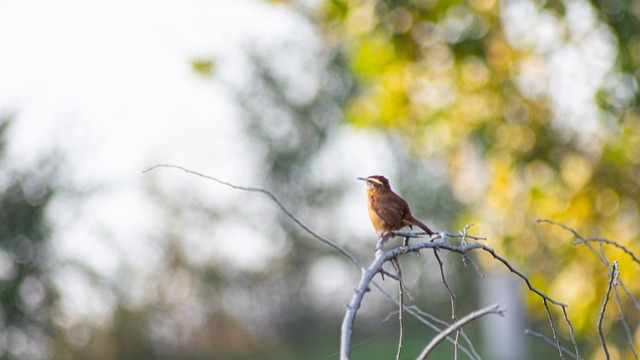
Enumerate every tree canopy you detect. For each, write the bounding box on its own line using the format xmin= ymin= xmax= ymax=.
xmin=316 ymin=0 xmax=640 ymax=356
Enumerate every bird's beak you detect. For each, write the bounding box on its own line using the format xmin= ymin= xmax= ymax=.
xmin=357 ymin=177 xmax=366 ymax=181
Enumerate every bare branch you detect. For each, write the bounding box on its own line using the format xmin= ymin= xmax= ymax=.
xmin=525 ymin=329 xmax=577 ymax=360
xmin=542 ymin=298 xmax=565 ymax=360
xmin=392 ymin=230 xmax=486 ymax=242
xmin=574 ymin=238 xmax=640 ymax=266
xmin=341 ymin=259 xmax=383 ymax=360
xmin=535 ymin=219 xmax=582 ymax=238
xmin=433 ymin=249 xmax=461 ymax=359
xmin=434 ymin=250 xmax=457 ymax=321
xmin=457 ymin=224 xmax=484 ymax=277
xmin=381 ymin=289 xmax=481 ymax=359
xmin=384 ymin=230 xmax=569 ymax=307
xmin=380 ymin=269 xmax=401 ymax=282
xmin=538 ymin=218 xmax=640 ymax=266
xmin=144 ymin=164 xmax=365 ymax=269
xmin=619 ymin=280 xmax=640 ymax=311
xmin=612 ymin=266 xmax=639 ymax=360
xmin=597 ymin=260 xmax=617 ymax=360
xmin=460 ymin=223 xmax=474 ymax=245
xmin=416 ymin=304 xmax=505 ymax=360
xmin=561 ymin=306 xmax=581 ymax=360
xmin=538 ymin=218 xmax=640 ymax=359
xmin=391 ymin=258 xmax=405 ymax=360
xmin=340 ymin=237 xmax=573 ymax=359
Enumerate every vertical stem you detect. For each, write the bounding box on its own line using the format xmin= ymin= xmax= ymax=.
xmin=391 ymin=258 xmax=404 ymax=360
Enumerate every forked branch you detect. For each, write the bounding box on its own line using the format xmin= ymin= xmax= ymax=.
xmin=340 ymin=233 xmax=574 ymax=360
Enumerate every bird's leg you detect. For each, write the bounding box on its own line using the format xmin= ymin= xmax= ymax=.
xmin=403 ymin=225 xmax=411 ymax=247
xmin=402 ymin=226 xmax=419 ymax=256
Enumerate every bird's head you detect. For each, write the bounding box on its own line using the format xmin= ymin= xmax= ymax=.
xmin=357 ymin=175 xmax=391 ymax=192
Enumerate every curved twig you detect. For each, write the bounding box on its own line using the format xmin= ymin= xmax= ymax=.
xmin=391 ymin=258 xmax=405 ymax=360
xmin=525 ymin=329 xmax=577 ymax=360
xmin=416 ymin=304 xmax=505 ymax=360
xmin=144 ymin=164 xmax=363 ymax=267
xmin=537 ymin=219 xmax=640 ymax=266
xmin=597 ymin=261 xmax=617 ymax=360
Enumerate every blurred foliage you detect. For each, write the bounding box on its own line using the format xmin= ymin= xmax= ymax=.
xmin=0 ymin=118 xmax=60 ymax=359
xmin=316 ymin=0 xmax=640 ymax=357
xmin=65 ymin=39 xmax=362 ymax=359
xmin=191 ymin=58 xmax=216 ymax=77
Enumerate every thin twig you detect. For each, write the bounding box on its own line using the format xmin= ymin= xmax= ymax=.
xmin=380 ymin=269 xmax=401 ymax=282
xmin=542 ymin=298 xmax=565 ymax=360
xmin=144 ymin=164 xmax=364 ymax=268
xmin=459 ymin=225 xmax=470 ymax=266
xmin=612 ymin=266 xmax=639 ymax=360
xmin=376 ymin=283 xmax=479 ymax=359
xmin=460 ymin=224 xmax=473 ymax=245
xmin=387 ymin=295 xmax=480 ymax=359
xmin=433 ymin=249 xmax=460 ymax=359
xmin=561 ymin=307 xmax=581 ymax=360
xmin=463 ymin=254 xmax=484 ymax=278
xmin=619 ymin=280 xmax=640 ymax=310
xmin=416 ymin=304 xmax=505 ymax=360
xmin=539 ymin=218 xmax=640 ymax=359
xmin=535 ymin=219 xmax=582 ymax=238
xmin=525 ymin=329 xmax=577 ymax=360
xmin=457 ymin=225 xmax=484 ymax=278
xmin=597 ymin=260 xmax=617 ymax=360
xmin=538 ymin=218 xmax=640 ymax=266
xmin=474 ymin=244 xmax=568 ymax=307
xmin=574 ymin=238 xmax=640 ymax=266
xmin=537 ymin=219 xmax=607 ymax=264
xmin=434 ymin=250 xmax=457 ymax=321
xmin=391 ymin=258 xmax=404 ymax=360
xmin=405 ymin=304 xmax=482 ymax=360
xmin=599 ymin=241 xmax=609 ymax=267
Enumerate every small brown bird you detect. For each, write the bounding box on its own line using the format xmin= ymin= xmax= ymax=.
xmin=358 ymin=175 xmax=434 ymax=238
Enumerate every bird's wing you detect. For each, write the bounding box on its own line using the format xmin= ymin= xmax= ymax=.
xmin=372 ymin=194 xmax=407 ymax=229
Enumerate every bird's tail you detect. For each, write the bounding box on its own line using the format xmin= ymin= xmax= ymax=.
xmin=409 ymin=216 xmax=434 ymax=236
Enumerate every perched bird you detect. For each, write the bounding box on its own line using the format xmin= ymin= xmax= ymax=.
xmin=358 ymin=175 xmax=434 ymax=238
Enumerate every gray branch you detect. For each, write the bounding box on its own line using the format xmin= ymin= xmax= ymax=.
xmin=339 ymin=235 xmax=570 ymax=360
xmin=597 ymin=260 xmax=617 ymax=360
xmin=416 ymin=304 xmax=505 ymax=360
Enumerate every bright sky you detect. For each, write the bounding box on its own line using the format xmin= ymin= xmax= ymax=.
xmin=0 ymin=0 xmax=391 ymax=319
xmin=0 ymin=0 xmax=305 ymax=172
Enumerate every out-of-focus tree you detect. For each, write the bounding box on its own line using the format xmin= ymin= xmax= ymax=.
xmin=70 ymin=36 xmax=369 ymax=359
xmin=315 ymin=0 xmax=640 ymax=357
xmin=0 ymin=118 xmax=61 ymax=360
